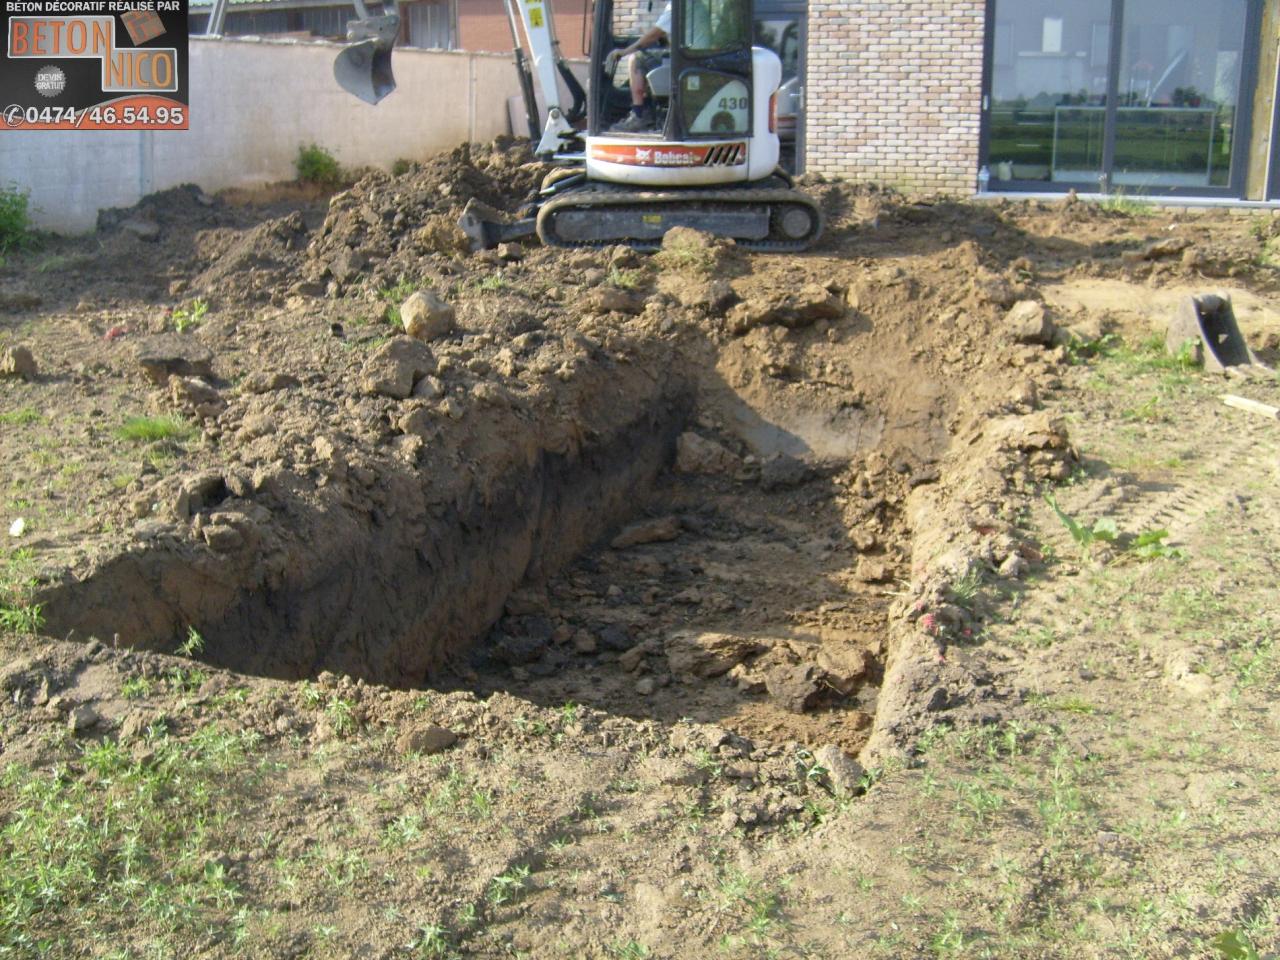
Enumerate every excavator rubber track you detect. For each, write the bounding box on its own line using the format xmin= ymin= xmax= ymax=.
xmin=535 ymin=180 xmax=823 ymax=252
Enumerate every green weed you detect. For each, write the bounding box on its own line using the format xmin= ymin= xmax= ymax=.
xmin=0 ymin=182 xmax=35 ymax=258
xmin=486 ymin=864 xmax=530 ymax=906
xmin=608 ymin=940 xmax=652 ymax=960
xmin=1045 ymin=493 xmax=1182 ymax=561
xmin=121 ymin=676 xmax=155 ymax=699
xmin=171 ymin=298 xmax=208 ymax=333
xmin=607 ymin=265 xmax=644 ymax=290
xmin=295 ymin=143 xmax=344 ymax=187
xmin=177 ymin=626 xmax=205 ymax=657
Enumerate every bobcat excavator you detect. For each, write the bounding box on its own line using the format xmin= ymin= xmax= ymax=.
xmin=333 ymin=0 xmax=822 ymax=252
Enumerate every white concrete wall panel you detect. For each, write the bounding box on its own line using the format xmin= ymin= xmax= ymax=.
xmin=0 ymin=36 xmax=523 ymax=231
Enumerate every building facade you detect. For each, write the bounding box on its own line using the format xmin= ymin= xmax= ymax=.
xmin=802 ymin=0 xmax=1279 ymax=200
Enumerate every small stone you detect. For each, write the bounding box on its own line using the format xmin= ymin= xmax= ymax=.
xmin=329 ymin=249 xmax=366 ymax=284
xmin=240 ymin=371 xmax=299 ymax=394
xmin=202 ymin=523 xmax=244 ymax=553
xmin=360 ymin=336 xmax=436 ymax=399
xmin=998 ymin=552 xmax=1028 ymax=579
xmin=396 ymin=724 xmax=457 ymax=755
xmin=1004 ymin=300 xmax=1055 ymax=345
xmin=675 ymin=432 xmax=741 ymax=474
xmin=619 ymin=645 xmax=647 ymax=672
xmin=598 ymin=624 xmax=633 ymax=652
xmin=0 ymin=345 xmax=37 ymax=380
xmin=68 ymin=703 xmax=101 ymax=734
xmin=635 ymin=676 xmax=656 ymax=696
xmin=611 ymin=515 xmax=681 ymax=549
xmin=812 ymin=744 xmax=866 ymax=796
xmin=586 ymin=286 xmax=643 ymax=315
xmin=666 ymin=631 xmax=764 ymax=679
xmin=401 ymin=290 xmax=455 ymax=341
xmin=759 ymin=455 xmax=811 ymax=492
xmin=764 ymin=663 xmax=822 ymax=713
xmin=497 ymin=242 xmax=524 ymax=262
xmin=854 ymin=557 xmax=890 ymax=583
xmin=120 ymin=218 xmax=160 ymax=242
xmin=572 ymin=630 xmax=597 ymax=654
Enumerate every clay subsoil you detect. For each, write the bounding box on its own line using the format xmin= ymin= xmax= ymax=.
xmin=1 ymin=141 xmax=1279 ymax=959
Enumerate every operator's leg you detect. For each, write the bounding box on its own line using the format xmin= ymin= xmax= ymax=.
xmin=628 ymin=52 xmax=646 ymax=106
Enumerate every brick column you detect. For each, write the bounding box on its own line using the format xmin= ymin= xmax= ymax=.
xmin=805 ymin=2 xmax=986 ymax=194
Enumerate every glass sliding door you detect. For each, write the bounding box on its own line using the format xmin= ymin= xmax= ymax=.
xmin=1112 ymin=0 xmax=1249 ymax=189
xmin=987 ymin=1 xmax=1113 ymax=187
xmin=984 ymin=0 xmax=1259 ymax=195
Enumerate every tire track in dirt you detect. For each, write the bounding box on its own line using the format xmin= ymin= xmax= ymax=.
xmin=1039 ymin=420 xmax=1279 ymax=554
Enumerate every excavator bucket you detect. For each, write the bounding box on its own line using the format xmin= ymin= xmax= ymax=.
xmin=1166 ymin=293 xmax=1269 ymax=376
xmin=334 ymin=13 xmax=400 ymax=105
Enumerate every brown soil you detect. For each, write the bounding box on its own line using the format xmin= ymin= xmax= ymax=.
xmin=1 ymin=144 xmax=1279 ymax=958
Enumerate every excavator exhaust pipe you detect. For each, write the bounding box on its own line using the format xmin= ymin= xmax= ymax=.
xmin=334 ymin=8 xmax=400 ymax=105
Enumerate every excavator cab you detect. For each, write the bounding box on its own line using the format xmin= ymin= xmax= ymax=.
xmin=591 ymin=0 xmax=754 ymax=142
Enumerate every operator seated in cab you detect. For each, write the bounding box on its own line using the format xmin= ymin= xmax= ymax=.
xmin=604 ymin=1 xmax=711 ymax=132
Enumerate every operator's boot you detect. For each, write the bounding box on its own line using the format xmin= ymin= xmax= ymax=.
xmin=610 ymin=105 xmax=655 ymax=133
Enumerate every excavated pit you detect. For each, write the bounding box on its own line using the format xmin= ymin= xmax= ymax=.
xmin=36 ymin=361 xmax=924 ymax=752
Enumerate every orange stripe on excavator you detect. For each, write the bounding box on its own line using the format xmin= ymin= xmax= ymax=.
xmin=589 ymin=142 xmax=747 ymax=167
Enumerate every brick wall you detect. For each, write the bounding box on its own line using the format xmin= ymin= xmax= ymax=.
xmin=805 ymin=1 xmax=985 ymax=194
xmin=613 ymin=0 xmax=657 ymax=38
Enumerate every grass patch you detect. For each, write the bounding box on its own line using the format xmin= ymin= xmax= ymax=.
xmin=1100 ymin=191 xmax=1156 ymax=217
xmin=0 ymin=724 xmax=263 ymax=952
xmin=114 ymin=415 xmax=196 ymax=444
xmin=0 ymin=408 xmax=41 ymax=427
xmin=0 ymin=547 xmax=43 ymax=635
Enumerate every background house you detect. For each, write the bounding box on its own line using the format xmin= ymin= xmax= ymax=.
xmin=188 ymin=0 xmax=588 ymax=55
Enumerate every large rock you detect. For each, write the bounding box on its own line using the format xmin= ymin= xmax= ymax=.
xmin=675 ymin=432 xmax=741 ymax=474
xmin=666 ymin=631 xmax=765 ymax=679
xmin=360 ymin=336 xmax=436 ymax=399
xmin=0 ymin=345 xmax=37 ymax=380
xmin=401 ymin=290 xmax=455 ymax=341
xmin=1004 ymin=300 xmax=1055 ymax=345
xmin=135 ymin=335 xmax=214 ymax=385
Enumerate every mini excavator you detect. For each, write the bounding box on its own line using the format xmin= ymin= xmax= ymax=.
xmin=334 ymin=0 xmax=822 ymax=252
